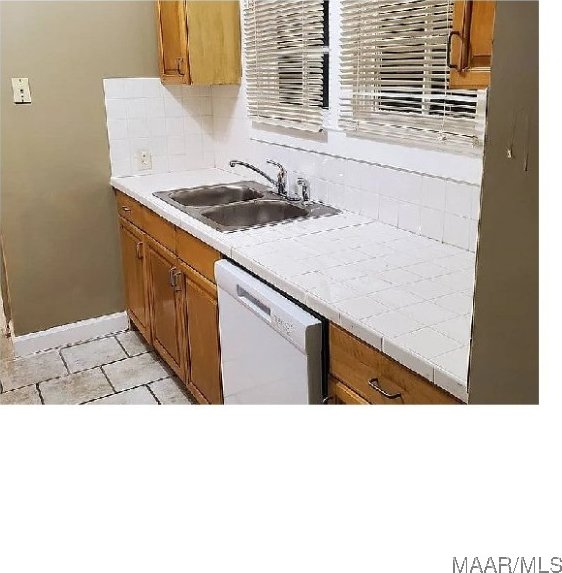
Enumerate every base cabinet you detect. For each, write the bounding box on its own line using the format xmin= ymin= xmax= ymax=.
xmin=116 ymin=190 xmax=221 ymax=404
xmin=328 ymin=324 xmax=460 ymax=405
xmin=183 ymin=264 xmax=223 ymax=404
xmin=146 ymin=238 xmax=186 ymax=380
xmin=119 ymin=219 xmax=151 ymax=343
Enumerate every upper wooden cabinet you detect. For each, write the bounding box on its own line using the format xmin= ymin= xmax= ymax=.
xmin=449 ymin=0 xmax=496 ymax=89
xmin=155 ymin=0 xmax=241 ymax=86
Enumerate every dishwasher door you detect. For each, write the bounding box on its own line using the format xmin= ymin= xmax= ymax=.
xmin=215 ymin=260 xmax=323 ymax=405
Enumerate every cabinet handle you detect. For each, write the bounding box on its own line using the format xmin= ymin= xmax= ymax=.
xmin=169 ymin=266 xmax=177 ymax=288
xmin=136 ymin=242 xmax=143 ymax=260
xmin=368 ymin=378 xmax=402 ymax=400
xmin=447 ymin=31 xmax=461 ymax=69
xmin=173 ymin=270 xmax=182 ymax=292
xmin=121 ymin=206 xmax=131 ymax=213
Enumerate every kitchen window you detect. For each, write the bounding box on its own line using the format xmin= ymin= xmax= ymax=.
xmin=339 ymin=0 xmax=487 ymax=152
xmin=244 ymin=0 xmax=329 ymax=132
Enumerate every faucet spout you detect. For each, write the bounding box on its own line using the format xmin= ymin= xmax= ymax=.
xmin=229 ymin=160 xmax=277 ymax=189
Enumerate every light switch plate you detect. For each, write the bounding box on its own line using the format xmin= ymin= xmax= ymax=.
xmin=11 ymin=78 xmax=32 ymax=104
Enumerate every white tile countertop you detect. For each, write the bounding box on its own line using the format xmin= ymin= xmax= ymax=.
xmin=111 ymin=169 xmax=475 ymax=402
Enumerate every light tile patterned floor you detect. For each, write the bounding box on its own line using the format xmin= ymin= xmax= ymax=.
xmin=0 ymin=331 xmax=192 ymax=405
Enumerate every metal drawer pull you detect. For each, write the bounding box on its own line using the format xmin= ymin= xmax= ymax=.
xmin=169 ymin=266 xmax=177 ymax=288
xmin=121 ymin=206 xmax=131 ymax=212
xmin=368 ymin=378 xmax=402 ymax=400
xmin=173 ymin=270 xmax=182 ymax=292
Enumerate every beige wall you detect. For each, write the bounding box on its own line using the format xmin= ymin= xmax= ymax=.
xmin=468 ymin=1 xmax=539 ymax=404
xmin=1 ymin=1 xmax=159 ymax=336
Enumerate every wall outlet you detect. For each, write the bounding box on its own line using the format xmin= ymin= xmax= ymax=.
xmin=137 ymin=150 xmax=152 ymax=171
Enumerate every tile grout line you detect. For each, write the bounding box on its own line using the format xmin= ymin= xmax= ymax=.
xmin=35 ymin=383 xmax=45 ymax=405
xmin=80 ymin=376 xmax=172 ymax=405
xmin=99 ymin=364 xmax=119 ymax=395
xmin=145 ymin=384 xmax=162 ymax=405
xmin=2 ymin=347 xmax=155 ymax=395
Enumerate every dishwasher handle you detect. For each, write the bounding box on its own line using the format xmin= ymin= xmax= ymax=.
xmin=236 ymin=285 xmax=272 ymax=323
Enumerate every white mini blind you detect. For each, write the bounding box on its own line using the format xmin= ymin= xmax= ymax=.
xmin=340 ymin=0 xmax=486 ymax=151
xmin=244 ymin=0 xmax=326 ymax=132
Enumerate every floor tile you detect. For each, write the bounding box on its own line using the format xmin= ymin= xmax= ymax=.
xmin=102 ymin=353 xmax=168 ymax=392
xmin=61 ymin=337 xmax=127 ymax=373
xmin=40 ymin=369 xmax=114 ymax=405
xmin=116 ymin=331 xmax=150 ymax=357
xmin=150 ymin=378 xmax=192 ymax=405
xmin=0 ymin=385 xmax=42 ymax=405
xmin=88 ymin=386 xmax=157 ymax=405
xmin=0 ymin=350 xmax=67 ymax=391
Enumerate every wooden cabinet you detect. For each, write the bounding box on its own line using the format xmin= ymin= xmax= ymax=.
xmin=156 ymin=0 xmax=189 ymax=84
xmin=449 ymin=0 xmax=496 ymax=89
xmin=115 ymin=190 xmax=222 ymax=404
xmin=327 ymin=376 xmax=369 ymax=405
xmin=328 ymin=324 xmax=460 ymax=405
xmin=183 ymin=264 xmax=223 ymax=404
xmin=119 ymin=219 xmax=151 ymax=343
xmin=156 ymin=0 xmax=241 ymax=86
xmin=146 ymin=238 xmax=186 ymax=380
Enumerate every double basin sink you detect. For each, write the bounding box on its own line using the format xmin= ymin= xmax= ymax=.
xmin=154 ymin=181 xmax=339 ymax=232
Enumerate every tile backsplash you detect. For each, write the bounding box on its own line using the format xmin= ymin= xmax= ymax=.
xmin=103 ymin=78 xmax=214 ymax=177
xmin=103 ymin=78 xmax=481 ymax=252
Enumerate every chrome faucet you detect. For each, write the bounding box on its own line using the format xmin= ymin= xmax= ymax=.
xmin=229 ymin=159 xmax=288 ymax=198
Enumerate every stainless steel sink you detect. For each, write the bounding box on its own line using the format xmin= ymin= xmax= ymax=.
xmin=158 ymin=181 xmax=265 ymax=207
xmin=202 ymin=200 xmax=308 ymax=231
xmin=153 ymin=181 xmax=339 ymax=232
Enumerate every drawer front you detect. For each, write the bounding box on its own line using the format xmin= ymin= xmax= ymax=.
xmin=116 ymin=191 xmax=145 ymax=229
xmin=176 ymin=228 xmax=221 ymax=283
xmin=329 ymin=324 xmax=459 ymax=405
xmin=115 ymin=190 xmax=175 ymax=253
xmin=143 ymin=207 xmax=176 ymax=253
xmin=328 ymin=376 xmax=369 ymax=405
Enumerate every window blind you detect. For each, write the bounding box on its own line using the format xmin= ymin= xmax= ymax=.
xmin=244 ymin=0 xmax=326 ymax=132
xmin=339 ymin=0 xmax=486 ymax=151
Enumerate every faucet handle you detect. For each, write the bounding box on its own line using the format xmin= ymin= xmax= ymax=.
xmin=296 ymin=178 xmax=310 ymax=203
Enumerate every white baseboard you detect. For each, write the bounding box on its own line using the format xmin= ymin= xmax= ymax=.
xmin=12 ymin=312 xmax=129 ymax=357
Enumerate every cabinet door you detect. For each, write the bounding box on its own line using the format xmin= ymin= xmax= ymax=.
xmin=119 ymin=219 xmax=151 ymax=343
xmin=449 ymin=0 xmax=495 ymax=89
xmin=156 ymin=0 xmax=190 ymax=84
xmin=185 ymin=267 xmax=223 ymax=404
xmin=147 ymin=239 xmax=186 ymax=379
xmin=185 ymin=1 xmax=241 ymax=85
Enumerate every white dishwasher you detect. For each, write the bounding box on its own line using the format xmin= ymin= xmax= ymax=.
xmin=215 ymin=260 xmax=323 ymax=405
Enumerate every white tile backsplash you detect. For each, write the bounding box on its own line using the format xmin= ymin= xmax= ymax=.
xmin=103 ymin=78 xmax=214 ymax=177
xmin=103 ymin=77 xmax=482 ymax=252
